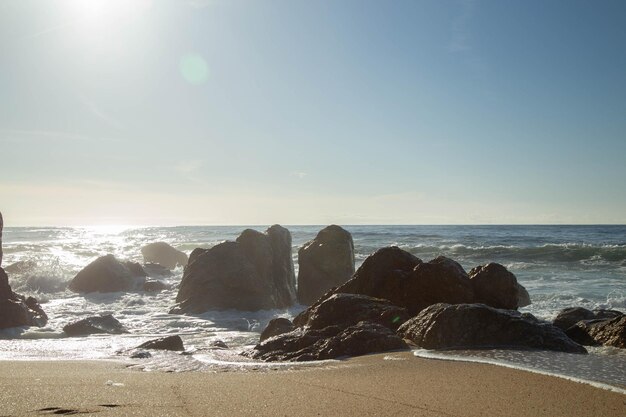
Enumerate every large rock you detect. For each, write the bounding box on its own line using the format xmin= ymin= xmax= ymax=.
xmin=297 ymin=225 xmax=355 ymax=305
xmin=553 ymin=307 xmax=623 ymax=331
xmin=141 ymin=242 xmax=188 ymax=270
xmin=0 ymin=210 xmax=3 ymax=266
xmin=336 ymin=248 xmax=474 ymax=315
xmin=68 ymin=255 xmax=147 ymax=293
xmin=0 ymin=268 xmax=48 ymax=329
xmin=398 ymin=303 xmax=587 ymax=353
xmin=565 ymin=315 xmax=626 ymax=348
xmin=63 ymin=314 xmax=128 ymax=336
xmin=171 ymin=226 xmax=296 ymax=313
xmin=248 ymin=293 xmax=410 ymax=361
xmin=137 ymin=335 xmax=184 ymax=351
xmin=469 ymin=263 xmax=529 ymax=309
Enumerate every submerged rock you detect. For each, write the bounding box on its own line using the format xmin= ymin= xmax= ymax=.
xmin=0 ymin=267 xmax=48 ymax=329
xmin=63 ymin=314 xmax=128 ymax=336
xmin=172 ymin=225 xmax=296 ymax=313
xmin=136 ymin=335 xmax=184 ymax=351
xmin=142 ymin=263 xmax=174 ymax=278
xmin=566 ymin=315 xmax=626 ymax=348
xmin=141 ymin=242 xmax=188 ymax=270
xmin=249 ymin=293 xmax=410 ymax=361
xmin=398 ymin=303 xmax=587 ymax=353
xmin=469 ymin=263 xmax=529 ymax=309
xmin=297 ymin=225 xmax=355 ymax=305
xmin=553 ymin=307 xmax=623 ymax=331
xmin=143 ymin=280 xmax=168 ymax=292
xmin=336 ymin=248 xmax=474 ymax=315
xmin=68 ymin=255 xmax=147 ymax=293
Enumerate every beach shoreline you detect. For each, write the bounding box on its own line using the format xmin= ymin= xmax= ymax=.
xmin=1 ymin=352 xmax=624 ymax=417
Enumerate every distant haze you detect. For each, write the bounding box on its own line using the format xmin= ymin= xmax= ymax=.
xmin=1 ymin=1 xmax=625 ymax=226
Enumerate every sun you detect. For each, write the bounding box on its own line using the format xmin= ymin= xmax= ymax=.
xmin=64 ymin=0 xmax=153 ymax=29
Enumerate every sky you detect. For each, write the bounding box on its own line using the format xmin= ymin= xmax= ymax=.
xmin=1 ymin=0 xmax=625 ymax=226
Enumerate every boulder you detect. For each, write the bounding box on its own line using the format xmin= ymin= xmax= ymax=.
xmin=136 ymin=335 xmax=184 ymax=351
xmin=517 ymin=283 xmax=531 ymax=308
xmin=469 ymin=263 xmax=528 ymax=309
xmin=0 ymin=267 xmax=48 ymax=329
xmin=68 ymin=255 xmax=147 ymax=293
xmin=141 ymin=242 xmax=188 ymax=270
xmin=297 ymin=225 xmax=355 ymax=305
xmin=565 ymin=315 xmax=626 ymax=348
xmin=142 ymin=263 xmax=174 ymax=278
xmin=336 ymin=249 xmax=474 ymax=315
xmin=0 ymin=210 xmax=3 ymax=266
xmin=171 ymin=226 xmax=296 ymax=313
xmin=398 ymin=303 xmax=587 ymax=354
xmin=248 ymin=321 xmax=409 ymax=362
xmin=143 ymin=280 xmax=168 ymax=292
xmin=63 ymin=314 xmax=128 ymax=336
xmin=260 ymin=318 xmax=295 ymax=342
xmin=249 ymin=293 xmax=410 ymax=361
xmin=553 ymin=307 xmax=623 ymax=331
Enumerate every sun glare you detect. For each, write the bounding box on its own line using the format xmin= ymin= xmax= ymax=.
xmin=64 ymin=0 xmax=153 ymax=30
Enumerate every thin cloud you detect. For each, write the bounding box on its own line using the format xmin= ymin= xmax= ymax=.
xmin=291 ymin=171 xmax=308 ymax=179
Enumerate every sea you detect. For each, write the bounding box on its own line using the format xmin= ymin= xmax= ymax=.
xmin=1 ymin=225 xmax=625 ymax=390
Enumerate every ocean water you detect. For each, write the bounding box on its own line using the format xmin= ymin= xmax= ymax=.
xmin=1 ymin=225 xmax=625 ymax=386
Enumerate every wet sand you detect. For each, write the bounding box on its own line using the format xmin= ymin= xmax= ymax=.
xmin=1 ymin=352 xmax=624 ymax=417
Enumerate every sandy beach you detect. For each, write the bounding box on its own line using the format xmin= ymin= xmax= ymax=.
xmin=1 ymin=353 xmax=624 ymax=417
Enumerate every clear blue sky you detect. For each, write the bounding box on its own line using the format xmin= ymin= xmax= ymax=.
xmin=1 ymin=0 xmax=625 ymax=226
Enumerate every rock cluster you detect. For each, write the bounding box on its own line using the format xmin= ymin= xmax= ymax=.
xmin=552 ymin=307 xmax=625 ymax=348
xmin=171 ymin=225 xmax=296 ymax=313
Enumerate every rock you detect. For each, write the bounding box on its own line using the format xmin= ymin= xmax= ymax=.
xmin=293 ymin=293 xmax=410 ymax=331
xmin=63 ymin=314 xmax=128 ymax=336
xmin=565 ymin=315 xmax=626 ymax=348
xmin=0 ymin=267 xmax=48 ymax=329
xmin=249 ymin=293 xmax=410 ymax=361
xmin=172 ymin=226 xmax=296 ymax=313
xmin=4 ymin=260 xmax=38 ymax=275
xmin=517 ymin=283 xmax=531 ymax=307
xmin=209 ymin=339 xmax=229 ymax=349
xmin=553 ymin=307 xmax=623 ymax=331
xmin=336 ymin=249 xmax=474 ymax=315
xmin=142 ymin=263 xmax=173 ymax=278
xmin=249 ymin=321 xmax=408 ymax=361
xmin=398 ymin=303 xmax=587 ymax=354
xmin=130 ymin=350 xmax=152 ymax=359
xmin=136 ymin=335 xmax=184 ymax=351
xmin=469 ymin=263 xmax=527 ymax=309
xmin=141 ymin=242 xmax=188 ymax=270
xmin=0 ymin=211 xmax=3 ymax=266
xmin=143 ymin=280 xmax=168 ymax=292
xmin=260 ymin=318 xmax=295 ymax=342
xmin=68 ymin=255 xmax=147 ymax=293
xmin=297 ymin=225 xmax=355 ymax=305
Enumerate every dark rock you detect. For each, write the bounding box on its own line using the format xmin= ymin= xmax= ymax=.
xmin=63 ymin=314 xmax=128 ymax=336
xmin=517 ymin=283 xmax=531 ymax=307
xmin=249 ymin=321 xmax=408 ymax=361
xmin=398 ymin=303 xmax=587 ymax=353
xmin=0 ymin=267 xmax=48 ymax=329
xmin=260 ymin=318 xmax=295 ymax=342
xmin=136 ymin=335 xmax=184 ymax=351
xmin=566 ymin=315 xmax=626 ymax=348
xmin=469 ymin=263 xmax=527 ymax=309
xmin=141 ymin=242 xmax=188 ymax=270
xmin=143 ymin=280 xmax=168 ymax=292
xmin=293 ymin=293 xmax=409 ymax=331
xmin=68 ymin=255 xmax=147 ymax=293
xmin=297 ymin=225 xmax=355 ymax=305
xmin=336 ymin=249 xmax=474 ymax=315
xmin=172 ymin=226 xmax=296 ymax=313
xmin=142 ymin=263 xmax=174 ymax=278
xmin=209 ymin=339 xmax=229 ymax=349
xmin=0 ymin=211 xmax=3 ymax=266
xmin=130 ymin=350 xmax=152 ymax=359
xmin=553 ymin=307 xmax=623 ymax=331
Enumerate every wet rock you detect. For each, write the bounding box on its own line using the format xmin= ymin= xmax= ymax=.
xmin=0 ymin=267 xmax=48 ymax=329
xmin=142 ymin=263 xmax=174 ymax=278
xmin=136 ymin=335 xmax=184 ymax=351
xmin=141 ymin=242 xmax=188 ymax=270
xmin=68 ymin=255 xmax=147 ymax=293
xmin=469 ymin=263 xmax=528 ymax=309
xmin=209 ymin=339 xmax=229 ymax=349
xmin=517 ymin=283 xmax=531 ymax=308
xmin=249 ymin=293 xmax=410 ymax=361
xmin=553 ymin=307 xmax=623 ymax=331
xmin=130 ymin=350 xmax=152 ymax=359
xmin=143 ymin=280 xmax=169 ymax=292
xmin=0 ymin=211 xmax=3 ymax=266
xmin=337 ymin=249 xmax=474 ymax=315
xmin=260 ymin=318 xmax=295 ymax=342
xmin=171 ymin=226 xmax=296 ymax=313
xmin=63 ymin=314 xmax=128 ymax=336
xmin=398 ymin=303 xmax=587 ymax=354
xmin=297 ymin=225 xmax=355 ymax=305
xmin=565 ymin=315 xmax=626 ymax=348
